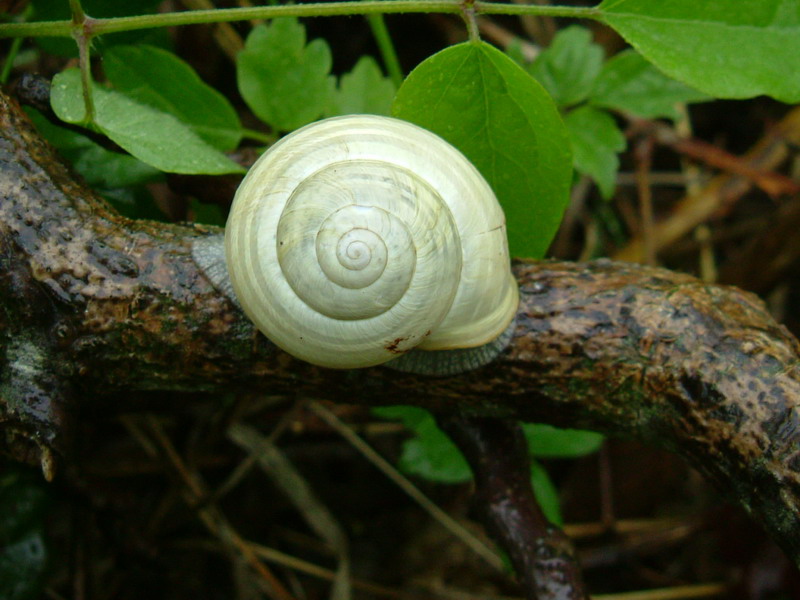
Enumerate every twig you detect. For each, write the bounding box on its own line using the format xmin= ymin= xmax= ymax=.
xmin=0 ymin=2 xmax=603 ymax=39
xmin=593 ymin=583 xmax=727 ymax=600
xmin=641 ymin=118 xmax=800 ymax=197
xmin=249 ymin=542 xmax=424 ymax=600
xmin=634 ymin=135 xmax=656 ymax=265
xmin=228 ymin=421 xmax=352 ymax=599
xmin=615 ymin=107 xmax=800 ymax=262
xmin=437 ymin=415 xmax=588 ymax=600
xmin=144 ymin=415 xmax=298 ymax=600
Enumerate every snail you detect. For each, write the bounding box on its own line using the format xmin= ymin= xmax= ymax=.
xmin=192 ymin=114 xmax=519 ymax=375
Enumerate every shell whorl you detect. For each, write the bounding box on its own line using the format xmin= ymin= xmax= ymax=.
xmin=224 ymin=115 xmax=518 ymax=370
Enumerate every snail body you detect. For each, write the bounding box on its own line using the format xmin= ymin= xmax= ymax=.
xmin=194 ymin=115 xmax=518 ymax=373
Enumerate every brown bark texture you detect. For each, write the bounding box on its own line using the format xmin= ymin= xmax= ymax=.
xmin=3 ymin=89 xmax=800 ymax=565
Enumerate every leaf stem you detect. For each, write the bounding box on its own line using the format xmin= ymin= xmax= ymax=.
xmin=0 ymin=2 xmax=603 ymax=38
xmin=365 ymin=14 xmax=404 ymax=89
xmin=0 ymin=36 xmax=23 ymax=84
xmin=68 ymin=0 xmax=86 ymax=22
xmin=241 ymin=127 xmax=275 ymax=145
xmin=69 ymin=0 xmax=95 ymax=122
xmin=461 ymin=0 xmax=480 ymax=42
xmin=0 ymin=5 xmax=33 ymax=83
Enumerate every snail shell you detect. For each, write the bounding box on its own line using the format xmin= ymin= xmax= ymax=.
xmin=220 ymin=114 xmax=518 ymax=370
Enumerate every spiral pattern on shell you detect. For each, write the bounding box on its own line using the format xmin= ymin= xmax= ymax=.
xmin=225 ymin=115 xmax=518 ymax=369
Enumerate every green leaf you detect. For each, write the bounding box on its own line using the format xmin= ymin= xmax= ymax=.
xmin=522 ymin=423 xmax=604 ymax=458
xmin=598 ymin=0 xmax=800 ymax=103
xmin=528 ymin=25 xmax=604 ymax=108
xmin=372 ymin=405 xmax=427 ymax=427
xmin=398 ymin=420 xmax=472 ymax=483
xmin=101 ymin=186 xmax=167 ymax=220
xmin=325 ymin=56 xmax=396 ymax=117
xmin=103 ymin=45 xmax=242 ymax=151
xmin=27 ymin=109 xmax=161 ymax=188
xmin=51 ymin=69 xmax=244 ymax=175
xmin=373 ymin=406 xmax=471 ymax=483
xmin=393 ymin=42 xmax=573 ymax=259
xmin=27 ymin=109 xmax=165 ymax=218
xmin=504 ymin=38 xmax=532 ymax=69
xmin=531 ymin=460 xmax=563 ymax=526
xmin=564 ymin=106 xmax=626 ymax=199
xmin=237 ymin=18 xmax=335 ymax=132
xmin=373 ymin=409 xmax=587 ymax=523
xmin=70 ymin=143 xmax=163 ymax=189
xmin=190 ymin=198 xmax=226 ymax=227
xmin=590 ymin=50 xmax=710 ymax=120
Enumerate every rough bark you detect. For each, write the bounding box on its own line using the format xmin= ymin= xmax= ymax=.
xmin=3 ymin=89 xmax=800 ymax=567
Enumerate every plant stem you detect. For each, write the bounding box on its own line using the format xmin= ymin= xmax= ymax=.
xmin=69 ymin=0 xmax=95 ymax=122
xmin=1 ymin=5 xmax=33 ymax=83
xmin=0 ymin=36 xmax=23 ymax=84
xmin=68 ymin=0 xmax=86 ymax=21
xmin=365 ymin=14 xmax=403 ymax=89
xmin=0 ymin=2 xmax=602 ymax=38
xmin=462 ymin=1 xmax=480 ymax=42
xmin=241 ymin=127 xmax=275 ymax=145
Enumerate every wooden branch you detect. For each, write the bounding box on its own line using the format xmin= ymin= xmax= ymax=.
xmin=3 ymin=89 xmax=800 ymax=569
xmin=438 ymin=414 xmax=589 ymax=599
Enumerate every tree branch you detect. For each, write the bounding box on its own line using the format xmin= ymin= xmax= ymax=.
xmin=438 ymin=414 xmax=589 ymax=599
xmin=3 ymin=89 xmax=800 ymax=568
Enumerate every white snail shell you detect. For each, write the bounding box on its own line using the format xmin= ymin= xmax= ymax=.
xmin=223 ymin=114 xmax=518 ymax=370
